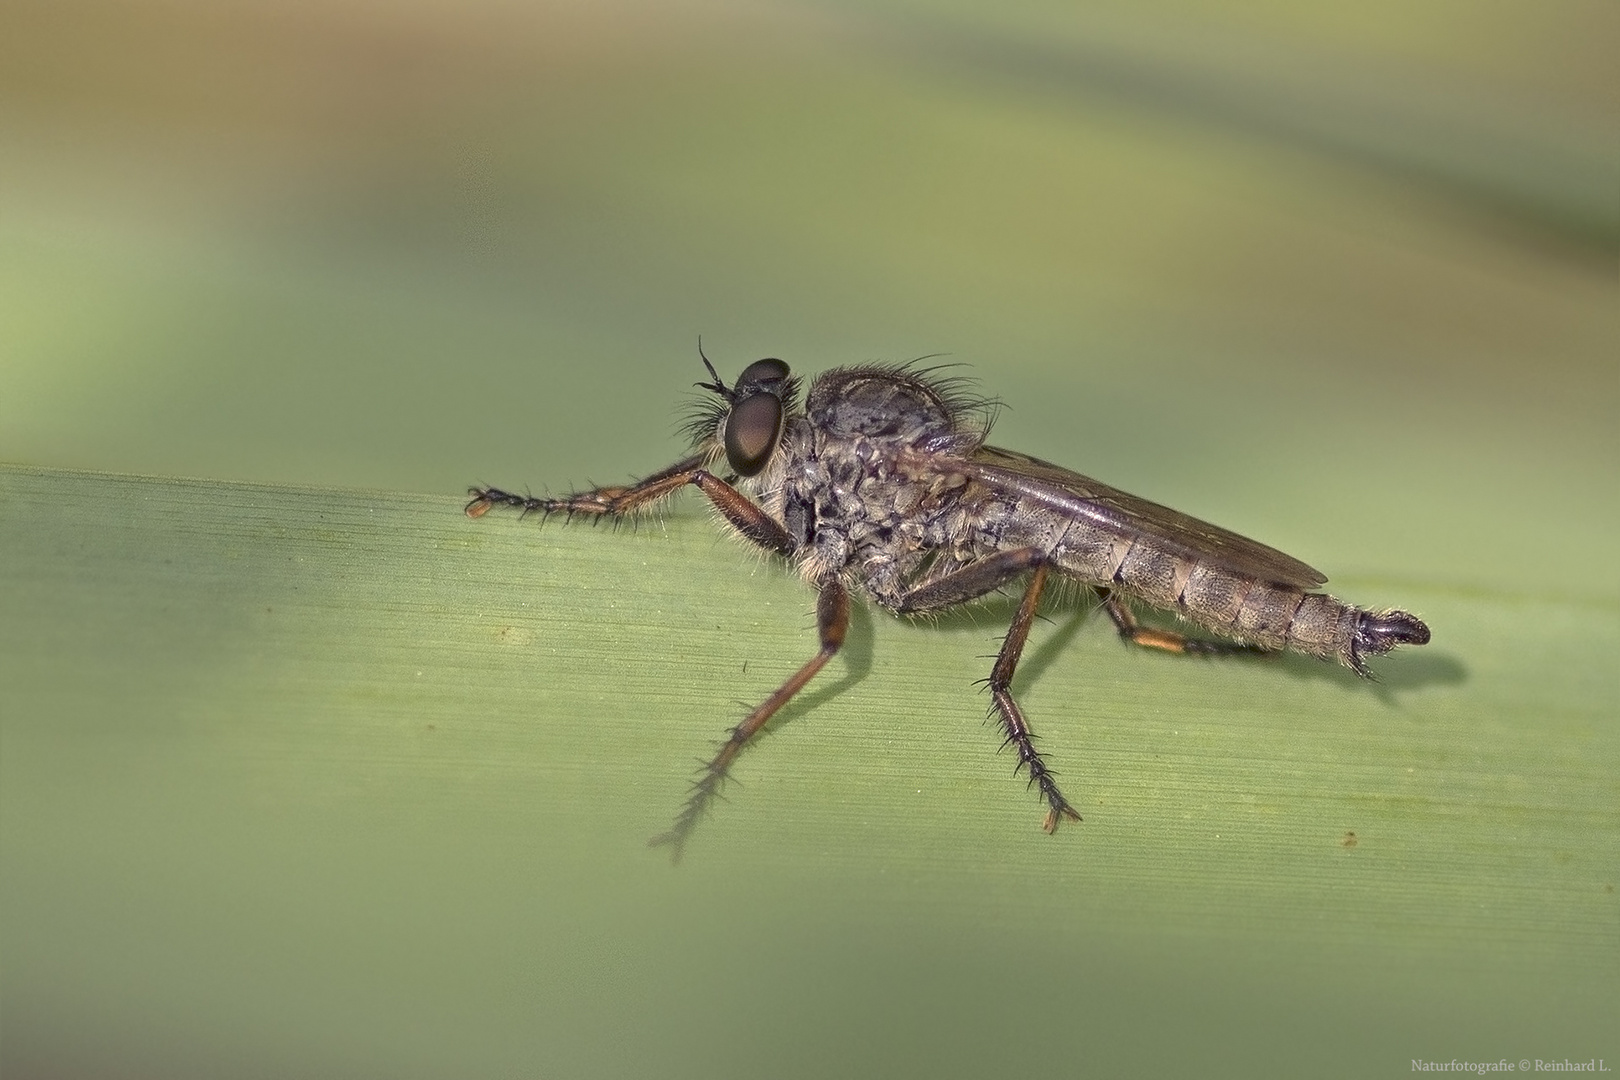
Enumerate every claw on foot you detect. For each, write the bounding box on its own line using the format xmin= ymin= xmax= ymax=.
xmin=1042 ymin=804 xmax=1083 ymax=833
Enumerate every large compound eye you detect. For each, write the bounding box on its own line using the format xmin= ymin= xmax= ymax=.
xmin=724 ymin=391 xmax=785 ymax=476
xmin=737 ymin=358 xmax=790 ymax=386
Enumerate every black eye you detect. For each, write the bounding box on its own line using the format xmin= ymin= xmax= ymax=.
xmin=724 ymin=392 xmax=784 ymax=476
xmin=737 ymin=358 xmax=790 ymax=386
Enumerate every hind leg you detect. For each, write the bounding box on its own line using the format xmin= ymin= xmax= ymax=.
xmin=1095 ymin=587 xmax=1274 ymax=658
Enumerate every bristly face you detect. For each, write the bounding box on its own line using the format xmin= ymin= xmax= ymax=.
xmin=685 ymin=355 xmax=802 ymax=477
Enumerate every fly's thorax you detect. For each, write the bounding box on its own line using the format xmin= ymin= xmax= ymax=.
xmin=804 ymin=367 xmax=962 ymax=443
xmin=767 ymin=423 xmax=984 ymax=600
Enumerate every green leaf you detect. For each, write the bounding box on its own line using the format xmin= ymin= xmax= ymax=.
xmin=3 ymin=462 xmax=1614 ymax=1077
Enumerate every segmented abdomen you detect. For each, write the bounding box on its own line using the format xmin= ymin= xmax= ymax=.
xmin=1034 ymin=516 xmax=1358 ymax=664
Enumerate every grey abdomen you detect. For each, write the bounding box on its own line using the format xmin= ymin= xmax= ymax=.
xmin=1046 ymin=521 xmax=1357 ymax=663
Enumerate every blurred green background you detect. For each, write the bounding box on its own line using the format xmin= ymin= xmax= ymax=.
xmin=2 ymin=0 xmax=1615 ymax=1076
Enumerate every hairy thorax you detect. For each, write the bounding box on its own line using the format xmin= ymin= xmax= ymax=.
xmin=759 ymin=367 xmax=987 ymax=608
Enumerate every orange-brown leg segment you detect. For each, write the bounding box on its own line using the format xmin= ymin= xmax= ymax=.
xmin=992 ymin=563 xmax=1082 ymax=833
xmin=1095 ymin=588 xmax=1272 ymax=658
xmin=648 ymin=577 xmax=850 ymax=862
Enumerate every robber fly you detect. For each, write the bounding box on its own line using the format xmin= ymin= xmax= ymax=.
xmin=467 ymin=356 xmax=1430 ymax=858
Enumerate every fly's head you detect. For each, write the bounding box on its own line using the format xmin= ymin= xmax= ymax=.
xmin=686 ymin=355 xmax=802 ymax=482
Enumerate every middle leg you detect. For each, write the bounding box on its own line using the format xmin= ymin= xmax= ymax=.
xmin=992 ymin=563 xmax=1082 ymax=833
xmin=893 ymin=549 xmax=1081 ymax=833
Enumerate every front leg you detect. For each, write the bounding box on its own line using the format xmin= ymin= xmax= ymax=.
xmin=467 ymin=458 xmax=793 ymax=557
xmin=471 ymin=459 xmax=805 ymax=860
xmin=466 ymin=455 xmax=707 ymax=521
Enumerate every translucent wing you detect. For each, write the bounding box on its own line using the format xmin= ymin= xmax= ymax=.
xmin=961 ymin=445 xmax=1327 ymax=589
